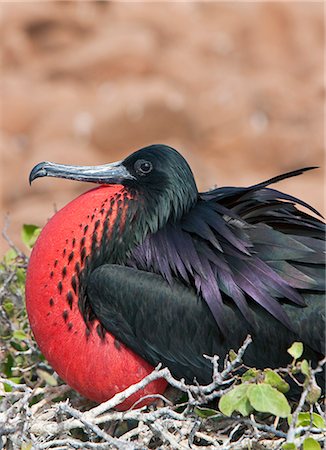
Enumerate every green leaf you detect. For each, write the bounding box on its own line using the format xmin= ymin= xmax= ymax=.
xmin=2 ymin=353 xmax=14 ymax=377
xmin=13 ymin=330 xmax=27 ymax=341
xmin=219 ymin=384 xmax=253 ymax=417
xmin=16 ymin=268 xmax=26 ymax=289
xmin=282 ymin=444 xmax=297 ymax=450
xmin=303 ymin=438 xmax=321 ymax=450
xmin=295 ymin=412 xmax=325 ymax=429
xmin=3 ymin=300 xmax=14 ymax=316
xmin=3 ymin=248 xmax=18 ymax=265
xmin=306 ymin=382 xmax=321 ymax=404
xmin=10 ymin=340 xmax=26 ymax=352
xmin=21 ymin=224 xmax=41 ymax=250
xmin=300 ymin=359 xmax=310 ymax=377
xmin=241 ymin=368 xmax=260 ymax=382
xmin=287 ymin=342 xmax=303 ymax=359
xmin=194 ymin=406 xmax=219 ymax=418
xmin=4 ymin=377 xmax=21 ymax=392
xmin=228 ymin=349 xmax=237 ymax=362
xmin=263 ymin=369 xmax=290 ymax=393
xmin=247 ymin=384 xmax=291 ymax=418
xmin=21 ymin=444 xmax=33 ymax=450
xmin=36 ymin=369 xmax=58 ymax=387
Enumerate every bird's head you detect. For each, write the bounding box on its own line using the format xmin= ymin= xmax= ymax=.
xmin=30 ymin=144 xmax=198 ymax=232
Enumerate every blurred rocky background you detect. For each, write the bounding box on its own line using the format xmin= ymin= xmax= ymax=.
xmin=0 ymin=1 xmax=324 ymax=255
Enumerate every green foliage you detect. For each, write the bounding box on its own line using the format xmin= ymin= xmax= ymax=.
xmin=0 ymin=224 xmax=61 ymax=400
xmin=228 ymin=349 xmax=238 ymax=362
xmin=3 ymin=377 xmax=22 ymax=392
xmin=218 ymin=341 xmax=323 ymax=422
xmin=263 ymin=369 xmax=290 ymax=393
xmin=219 ymin=383 xmax=290 ymax=418
xmin=36 ymin=369 xmax=58 ymax=387
xmin=13 ymin=329 xmax=28 ymax=341
xmin=305 ymin=382 xmax=321 ymax=405
xmin=219 ymin=384 xmax=253 ymax=416
xmin=21 ymin=224 xmax=41 ymax=250
xmin=241 ymin=368 xmax=260 ymax=382
xmin=21 ymin=444 xmax=33 ymax=450
xmin=300 ymin=359 xmax=310 ymax=377
xmin=219 ymin=364 xmax=292 ymax=418
xmin=247 ymin=384 xmax=291 ymax=417
xmin=194 ymin=406 xmax=220 ymax=418
xmin=303 ymin=438 xmax=321 ymax=450
xmin=288 ymin=412 xmax=325 ymax=429
xmin=2 ymin=248 xmax=19 ymax=266
xmin=3 ymin=299 xmax=14 ymax=316
xmin=287 ymin=342 xmax=303 ymax=360
xmin=282 ymin=444 xmax=297 ymax=450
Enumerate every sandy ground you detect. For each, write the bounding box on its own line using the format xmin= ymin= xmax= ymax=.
xmin=0 ymin=1 xmax=324 ymax=255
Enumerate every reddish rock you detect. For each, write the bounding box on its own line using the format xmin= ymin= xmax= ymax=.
xmin=1 ymin=2 xmax=324 ymax=256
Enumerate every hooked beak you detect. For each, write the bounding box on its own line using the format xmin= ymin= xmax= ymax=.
xmin=29 ymin=160 xmax=135 ymax=185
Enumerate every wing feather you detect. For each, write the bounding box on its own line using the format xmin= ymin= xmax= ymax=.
xmin=128 ymin=168 xmax=325 ymax=332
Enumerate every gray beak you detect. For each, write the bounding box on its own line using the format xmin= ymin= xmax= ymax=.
xmin=29 ymin=160 xmax=135 ymax=185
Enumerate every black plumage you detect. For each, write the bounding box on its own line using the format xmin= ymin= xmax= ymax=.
xmin=88 ymin=266 xmax=323 ymax=384
xmin=29 ymin=144 xmax=325 ymax=386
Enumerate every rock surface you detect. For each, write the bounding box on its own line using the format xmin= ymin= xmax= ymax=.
xmin=1 ymin=2 xmax=324 ymax=255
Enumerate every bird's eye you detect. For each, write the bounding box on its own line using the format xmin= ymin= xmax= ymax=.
xmin=134 ymin=159 xmax=153 ymax=176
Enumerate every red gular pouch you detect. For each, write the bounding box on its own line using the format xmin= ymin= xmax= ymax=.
xmin=25 ymin=185 xmax=167 ymax=410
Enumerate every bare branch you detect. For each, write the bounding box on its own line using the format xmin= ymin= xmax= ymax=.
xmin=287 ymin=357 xmax=326 ymax=443
xmin=2 ymin=216 xmax=28 ymax=263
xmin=58 ymin=402 xmax=136 ymax=450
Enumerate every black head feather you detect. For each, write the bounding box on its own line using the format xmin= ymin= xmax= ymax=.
xmin=122 ymin=145 xmax=198 ymax=230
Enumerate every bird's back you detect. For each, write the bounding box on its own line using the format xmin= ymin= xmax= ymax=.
xmin=128 ymin=168 xmax=325 ymax=355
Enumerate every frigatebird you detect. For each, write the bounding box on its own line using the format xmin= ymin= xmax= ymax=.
xmin=27 ymin=144 xmax=325 ymax=408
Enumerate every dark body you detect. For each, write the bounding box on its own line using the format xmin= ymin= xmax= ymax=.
xmin=30 ymin=145 xmax=326 ymax=388
xmin=89 ymin=266 xmax=323 ymax=384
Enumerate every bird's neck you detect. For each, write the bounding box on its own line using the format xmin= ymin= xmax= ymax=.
xmin=133 ymin=184 xmax=198 ymax=236
xmin=88 ymin=187 xmax=163 ymax=264
xmin=77 ymin=185 xmax=171 ymax=324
